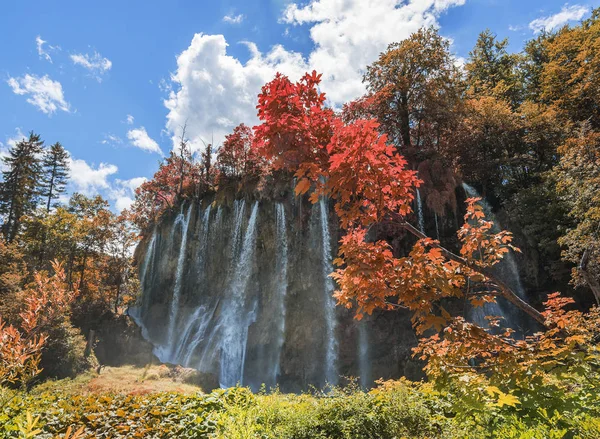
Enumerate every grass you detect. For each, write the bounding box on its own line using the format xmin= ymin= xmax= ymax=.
xmin=30 ymin=364 xmax=203 ymax=397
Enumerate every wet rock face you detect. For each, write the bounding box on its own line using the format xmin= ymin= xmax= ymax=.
xmin=131 ymin=193 xmax=420 ymax=392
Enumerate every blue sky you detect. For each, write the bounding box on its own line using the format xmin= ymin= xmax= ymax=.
xmin=1 ymin=0 xmax=598 ymax=211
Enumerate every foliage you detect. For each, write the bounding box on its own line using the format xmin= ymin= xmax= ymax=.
xmin=0 ymin=132 xmax=44 ymax=242
xmin=216 ymin=124 xmax=263 ymax=181
xmin=363 ymin=27 xmax=462 ymax=155
xmin=1 ymin=379 xmax=598 ymax=439
xmin=130 ymin=150 xmax=202 ymax=230
xmin=16 ymin=262 xmax=94 ymax=379
xmin=332 ymin=199 xmax=520 ymax=330
xmin=253 ymin=71 xmax=335 ymax=174
xmin=39 ymin=142 xmax=69 ymax=213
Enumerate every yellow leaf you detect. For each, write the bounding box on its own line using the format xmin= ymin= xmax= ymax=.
xmin=496 ymin=392 xmax=520 ymax=408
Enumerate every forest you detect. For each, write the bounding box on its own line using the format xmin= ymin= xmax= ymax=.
xmin=1 ymin=8 xmax=600 ymax=439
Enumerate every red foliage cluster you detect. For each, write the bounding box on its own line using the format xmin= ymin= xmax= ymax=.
xmin=253 ymin=71 xmax=335 ymax=174
xmin=216 ymin=124 xmax=264 ymax=180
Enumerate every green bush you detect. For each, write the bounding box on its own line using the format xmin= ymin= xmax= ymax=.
xmin=1 ymin=380 xmax=598 ymax=439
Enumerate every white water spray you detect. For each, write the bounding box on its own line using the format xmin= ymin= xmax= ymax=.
xmin=358 ymin=322 xmax=370 ymax=388
xmin=219 ymin=201 xmax=260 ymax=387
xmin=319 ymin=197 xmax=339 ymax=385
xmin=272 ymin=203 xmax=289 ymax=382
xmin=164 ymin=203 xmax=193 ymax=360
xmin=416 ymin=188 xmax=425 ymax=233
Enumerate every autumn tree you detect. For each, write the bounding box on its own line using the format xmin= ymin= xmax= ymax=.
xmin=131 ymin=150 xmax=200 ymax=230
xmin=554 ymin=126 xmax=600 ymax=304
xmin=255 ymin=69 xmax=543 ymax=329
xmin=67 ymin=194 xmax=114 ymax=293
xmin=540 ymin=9 xmax=600 ymax=129
xmin=362 ymin=27 xmax=463 ymax=157
xmin=253 ymin=71 xmax=335 ymax=175
xmin=0 ymin=132 xmax=44 ymax=242
xmin=105 ymin=212 xmax=139 ymax=313
xmin=18 ymin=261 xmax=92 ymax=378
xmin=216 ymin=124 xmax=264 ymax=182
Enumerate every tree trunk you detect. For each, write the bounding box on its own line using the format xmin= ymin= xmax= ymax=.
xmin=399 ymin=93 xmax=412 ymax=150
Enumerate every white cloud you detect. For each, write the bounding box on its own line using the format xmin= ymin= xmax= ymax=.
xmin=164 ymin=34 xmax=307 ymax=151
xmin=164 ymin=0 xmax=465 ymax=150
xmin=109 ymin=177 xmax=147 ymax=212
xmin=0 ymin=129 xmax=26 ymax=172
xmin=126 ymin=114 xmax=134 ymax=125
xmin=70 ymin=51 xmax=112 ymax=81
xmin=7 ymin=74 xmax=70 ymax=114
xmin=68 ymin=157 xmax=118 ymax=195
xmin=127 ymin=127 xmax=163 ymax=155
xmin=101 ymin=133 xmax=123 ymax=145
xmin=282 ymin=0 xmax=466 ymax=104
xmin=529 ymin=4 xmax=589 ymax=33
xmin=36 ymin=35 xmax=58 ymax=63
xmin=223 ymin=13 xmax=245 ymax=24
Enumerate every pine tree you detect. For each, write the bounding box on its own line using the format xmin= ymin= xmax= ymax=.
xmin=40 ymin=142 xmax=70 ymax=213
xmin=0 ymin=132 xmax=44 ymax=242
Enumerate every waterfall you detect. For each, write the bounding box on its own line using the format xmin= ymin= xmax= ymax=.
xmin=230 ymin=199 xmax=246 ymax=262
xmin=164 ymin=202 xmax=193 ymax=361
xmin=434 ymin=213 xmax=440 ymax=241
xmin=173 ymin=306 xmax=206 ymax=362
xmin=416 ymin=188 xmax=425 ymax=233
xmin=319 ymin=197 xmax=339 ymax=385
xmin=462 ymin=184 xmax=525 ymax=296
xmin=172 ymin=205 xmax=213 ymax=364
xmin=196 ymin=205 xmax=212 ymax=277
xmin=358 ymin=321 xmax=370 ymax=389
xmin=139 ymin=228 xmax=157 ymax=315
xmin=461 ymin=183 xmax=527 ymax=328
xmin=219 ymin=201 xmax=260 ymax=388
xmin=271 ymin=203 xmax=289 ymax=383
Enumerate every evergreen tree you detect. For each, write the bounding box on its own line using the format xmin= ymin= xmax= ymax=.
xmin=0 ymin=132 xmax=44 ymax=242
xmin=465 ymin=30 xmax=523 ymax=107
xmin=40 ymin=142 xmax=70 ymax=212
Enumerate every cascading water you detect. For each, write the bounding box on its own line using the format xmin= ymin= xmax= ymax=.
xmin=230 ymin=199 xmax=246 ymax=262
xmin=133 ymin=196 xmax=417 ymax=392
xmin=434 ymin=213 xmax=440 ymax=241
xmin=139 ymin=228 xmax=157 ymax=315
xmin=196 ymin=205 xmax=212 ymax=277
xmin=358 ymin=322 xmax=370 ymax=389
xmin=319 ymin=197 xmax=339 ymax=385
xmin=219 ymin=201 xmax=260 ymax=387
xmin=271 ymin=203 xmax=289 ymax=383
xmin=462 ymin=183 xmax=528 ymax=329
xmin=163 ymin=203 xmax=193 ymax=361
xmin=416 ymin=188 xmax=425 ymax=233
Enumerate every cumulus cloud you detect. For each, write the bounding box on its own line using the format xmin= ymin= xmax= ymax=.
xmin=68 ymin=157 xmax=118 ymax=195
xmin=282 ymin=0 xmax=466 ymax=104
xmin=109 ymin=177 xmax=147 ymax=212
xmin=127 ymin=127 xmax=163 ymax=155
xmin=36 ymin=36 xmax=59 ymax=63
xmin=7 ymin=74 xmax=70 ymax=114
xmin=164 ymin=0 xmax=465 ymax=150
xmin=126 ymin=114 xmax=134 ymax=125
xmin=70 ymin=51 xmax=112 ymax=81
xmin=529 ymin=4 xmax=589 ymax=33
xmin=223 ymin=13 xmax=244 ymax=24
xmin=0 ymin=128 xmax=26 ymax=172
